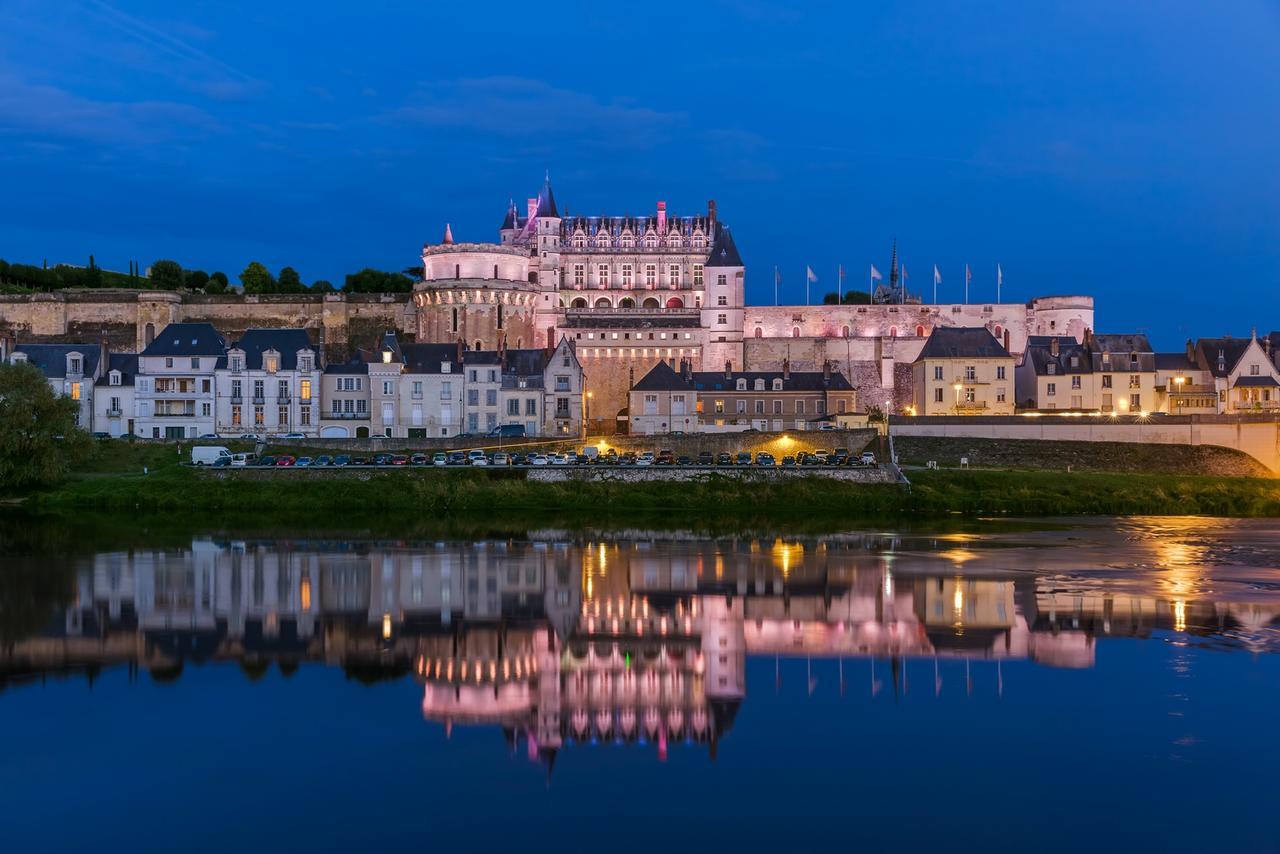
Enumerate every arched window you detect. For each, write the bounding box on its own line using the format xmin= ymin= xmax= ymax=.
xmin=665 ymin=297 xmax=684 ymax=308
xmin=916 ymin=325 xmax=925 ymax=337
xmin=1004 ymin=329 xmax=1011 ymax=351
xmin=754 ymin=327 xmax=763 ymax=338
xmin=571 ymin=298 xmax=587 ymax=309
xmin=516 ymin=338 xmax=523 ymax=348
xmin=455 ymin=264 xmax=460 ymax=279
xmin=643 ymin=297 xmax=660 ymax=309
xmin=595 ymin=297 xmax=612 ymax=308
xmin=792 ymin=327 xmax=800 ymax=338
xmin=841 ymin=325 xmax=850 ymax=338
xmin=474 ymin=340 xmax=482 ymax=352
xmin=889 ymin=326 xmax=898 ymax=338
xmin=994 ymin=324 xmax=1002 ymax=338
xmin=493 ymin=264 xmax=498 ymax=279
xmin=619 ymin=297 xmax=635 ymax=308
xmin=144 ymin=323 xmax=155 ymax=345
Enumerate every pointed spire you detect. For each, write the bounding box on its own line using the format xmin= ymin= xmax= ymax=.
xmin=536 ymin=172 xmax=559 ymax=218
xmin=442 ymin=223 xmax=454 ymax=245
xmin=889 ymin=238 xmax=899 ymax=287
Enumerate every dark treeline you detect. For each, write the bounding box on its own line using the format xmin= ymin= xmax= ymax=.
xmin=0 ymin=256 xmax=415 ymax=295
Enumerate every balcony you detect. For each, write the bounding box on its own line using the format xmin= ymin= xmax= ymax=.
xmin=325 ymin=411 xmax=370 ymax=420
xmin=230 ymin=395 xmax=243 ymax=405
xmin=954 ymin=401 xmax=989 ymax=411
xmin=278 ymin=395 xmax=292 ymax=405
xmin=251 ymin=396 xmax=266 ymax=405
xmin=154 ymin=410 xmax=196 ymax=418
xmin=106 ymin=408 xmax=123 ymax=418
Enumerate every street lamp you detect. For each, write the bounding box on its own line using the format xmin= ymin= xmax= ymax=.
xmin=1173 ymin=375 xmax=1185 ymax=415
xmin=584 ymin=390 xmax=594 ymax=438
xmin=953 ymin=382 xmax=963 ymax=414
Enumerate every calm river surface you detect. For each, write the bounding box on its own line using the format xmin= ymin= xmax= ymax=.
xmin=3 ymin=516 xmax=1280 ymax=851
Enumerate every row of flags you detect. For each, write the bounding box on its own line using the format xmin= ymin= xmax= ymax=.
xmin=778 ymin=263 xmax=1006 ymax=305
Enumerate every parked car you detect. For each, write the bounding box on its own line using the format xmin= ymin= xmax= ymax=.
xmin=528 ymin=453 xmax=549 ymax=466
xmin=391 ymin=455 xmax=409 ymax=466
xmin=492 ymin=452 xmax=510 ymax=466
xmin=860 ymin=451 xmax=877 ymax=465
xmin=410 ymin=453 xmax=428 ymax=465
xmin=467 ymin=450 xmax=488 ymax=466
xmin=333 ymin=455 xmax=350 ymax=467
xmin=258 ymin=455 xmax=277 ymax=466
xmin=549 ymin=453 xmax=570 ymax=466
xmin=92 ymin=431 xmax=111 ymax=440
xmin=636 ymin=452 xmax=654 ymax=466
xmin=275 ymin=455 xmax=296 ymax=466
xmin=278 ymin=433 xmax=305 ymax=440
xmin=198 ymin=433 xmax=219 ymax=439
xmin=211 ymin=456 xmax=231 ymax=467
xmin=676 ymin=455 xmax=692 ymax=466
xmin=656 ymin=449 xmax=675 ymax=465
xmin=509 ymin=452 xmax=527 ymax=466
xmin=756 ymin=452 xmax=776 ymax=466
xmin=295 ymin=456 xmax=313 ymax=467
xmin=350 ymin=457 xmax=369 ymax=466
xmin=716 ymin=452 xmax=733 ymax=466
xmin=447 ymin=452 xmax=467 ymax=465
xmin=120 ymin=432 xmax=140 ymax=440
xmin=239 ymin=433 xmax=262 ymax=441
xmin=432 ymin=452 xmax=447 ymax=466
xmin=619 ymin=452 xmax=637 ymax=466
xmin=487 ymin=424 xmax=527 ymax=438
xmin=781 ymin=455 xmax=797 ymax=467
xmin=373 ymin=454 xmax=392 ymax=466
xmin=231 ymin=453 xmax=257 ymax=467
xmin=314 ymin=455 xmax=333 ymax=467
xmin=736 ymin=452 xmax=753 ymax=466
xmin=697 ymin=451 xmax=714 ymax=466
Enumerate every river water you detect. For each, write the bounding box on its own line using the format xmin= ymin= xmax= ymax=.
xmin=3 ymin=516 xmax=1279 ymax=851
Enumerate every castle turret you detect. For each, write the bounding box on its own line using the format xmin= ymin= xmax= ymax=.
xmin=701 ymin=224 xmax=745 ymax=371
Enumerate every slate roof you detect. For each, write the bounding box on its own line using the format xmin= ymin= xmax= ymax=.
xmin=1090 ymin=333 xmax=1153 ymax=354
xmin=323 ymin=359 xmax=368 ymax=376
xmin=140 ymin=323 xmax=227 ymax=357
xmin=11 ymin=343 xmax=101 ymax=378
xmin=1154 ymin=352 xmax=1199 ymax=372
xmin=631 ymin=360 xmax=854 ymax=392
xmin=916 ymin=327 xmax=1011 ymax=360
xmin=400 ymin=343 xmax=459 ymax=374
xmin=706 ymin=224 xmax=743 ymax=267
xmin=1235 ymin=375 xmax=1280 ymax=387
xmin=95 ymin=353 xmax=138 ymax=387
xmin=228 ymin=328 xmax=316 ymax=371
xmin=1025 ymin=336 xmax=1091 ymax=376
xmin=535 ymin=176 xmax=559 ymax=218
xmin=1194 ymin=337 xmax=1253 ymax=378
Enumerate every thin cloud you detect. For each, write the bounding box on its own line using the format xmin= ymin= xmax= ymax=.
xmin=386 ymin=77 xmax=683 ymax=148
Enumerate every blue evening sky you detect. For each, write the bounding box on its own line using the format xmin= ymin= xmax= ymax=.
xmin=1 ymin=1 xmax=1277 ymax=347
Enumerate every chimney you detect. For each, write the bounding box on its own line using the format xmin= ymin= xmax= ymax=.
xmin=783 ymin=358 xmax=791 ymax=381
xmin=1083 ymin=327 xmax=1094 ymax=348
xmin=682 ymin=358 xmax=693 ymax=382
xmin=657 ymin=201 xmax=667 ymax=234
xmin=527 ymin=198 xmax=538 ymax=224
xmin=822 ymin=359 xmax=831 ymax=385
xmin=708 ymin=199 xmax=717 ymax=230
xmin=456 ymin=338 xmax=464 ymax=363
xmin=1186 ymin=338 xmax=1195 ymax=362
xmin=724 ymin=360 xmax=732 ymax=380
xmin=317 ymin=325 xmax=326 ymax=368
xmin=99 ymin=338 xmax=109 ymax=379
xmin=1049 ymin=337 xmax=1060 ymax=357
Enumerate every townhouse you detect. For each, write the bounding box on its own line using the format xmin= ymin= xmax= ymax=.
xmin=1017 ymin=332 xmax=1158 ymax=414
xmin=215 ymin=329 xmax=321 ymax=436
xmin=5 ymin=342 xmax=104 ymax=429
xmin=93 ymin=353 xmax=138 ymax=437
xmin=628 ymin=359 xmax=856 ymax=435
xmin=911 ymin=328 xmax=1015 ymax=415
xmin=134 ymin=322 xmax=226 ymax=439
xmin=1193 ymin=333 xmax=1280 ymax=413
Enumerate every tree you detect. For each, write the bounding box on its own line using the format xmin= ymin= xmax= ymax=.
xmin=150 ymin=259 xmax=184 ymax=290
xmin=311 ymin=279 xmax=335 ymax=293
xmin=239 ymin=261 xmax=276 ymax=294
xmin=186 ymin=269 xmax=209 ymax=291
xmin=822 ymin=291 xmax=872 ymax=305
xmin=0 ymin=362 xmax=90 ymax=491
xmin=342 ymin=267 xmax=414 ymax=293
xmin=207 ymin=271 xmax=229 ymax=293
xmin=277 ymin=266 xmax=303 ymax=293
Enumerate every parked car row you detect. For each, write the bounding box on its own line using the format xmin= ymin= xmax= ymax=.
xmin=220 ymin=447 xmax=879 ymax=468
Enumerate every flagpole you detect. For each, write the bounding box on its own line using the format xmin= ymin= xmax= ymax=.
xmin=805 ymin=267 xmax=809 ymax=306
xmin=837 ymin=265 xmax=842 ymax=303
xmin=774 ymin=265 xmax=779 ymax=306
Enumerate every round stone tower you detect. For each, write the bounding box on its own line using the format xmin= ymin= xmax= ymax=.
xmin=413 ymin=230 xmax=542 ymax=350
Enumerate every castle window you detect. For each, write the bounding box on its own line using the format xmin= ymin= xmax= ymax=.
xmin=792 ymin=327 xmax=800 ymax=338
xmin=644 ymin=264 xmax=656 ymax=288
xmin=889 ymin=326 xmax=898 ymax=338
xmin=842 ymin=326 xmax=850 ymax=338
xmin=493 ymin=264 xmax=499 ymax=279
xmin=693 ymin=264 xmax=704 ymax=286
xmin=754 ymin=327 xmax=762 ymax=338
xmin=497 ymin=304 xmax=504 ymax=329
xmin=693 ymin=234 xmax=705 ymax=249
xmin=669 ymin=264 xmax=681 ymax=287
xmin=621 ymin=233 xmax=633 ymax=248
xmin=916 ymin=325 xmax=925 ymax=337
xmin=451 ymin=308 xmax=459 ymax=333
xmin=573 ymin=264 xmax=584 ymax=287
xmin=621 ymin=264 xmax=633 ymax=287
xmin=772 ymin=379 xmax=782 ymax=391
xmin=474 ymin=340 xmax=482 ymax=351
xmin=455 ymin=264 xmax=460 ymax=279
xmin=574 ymin=236 xmax=585 ymax=248
xmin=598 ymin=264 xmax=610 ymax=287
xmin=717 ymin=295 xmax=728 ymax=306
xmin=644 ymin=235 xmax=656 ymax=248
xmin=145 ymin=323 xmax=155 ymax=345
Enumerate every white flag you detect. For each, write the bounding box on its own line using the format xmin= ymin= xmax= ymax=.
xmin=806 ymin=266 xmax=818 ymax=282
xmin=997 ymin=264 xmax=1003 ymax=286
xmin=870 ymin=264 xmax=882 ymax=281
xmin=933 ymin=264 xmax=942 ymax=285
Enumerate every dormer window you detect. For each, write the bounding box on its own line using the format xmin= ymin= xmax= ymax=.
xmin=264 ymin=355 xmax=278 ymax=373
xmin=754 ymin=379 xmax=765 ymax=391
xmin=298 ymin=354 xmax=312 ymax=372
xmin=735 ymin=378 xmax=746 ymax=391
xmin=1070 ymin=356 xmax=1079 ymax=368
xmin=68 ymin=356 xmax=82 ymax=374
xmin=230 ymin=354 xmax=244 ymax=371
xmin=109 ymin=371 xmax=121 ymax=386
xmin=441 ymin=361 xmax=451 ymax=373
xmin=772 ymin=379 xmax=783 ymax=391
xmin=381 ymin=350 xmax=392 ymax=364
xmin=1047 ymin=364 xmax=1056 ymax=375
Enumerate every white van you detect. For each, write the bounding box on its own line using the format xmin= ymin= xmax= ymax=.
xmin=231 ymin=453 xmax=258 ymax=467
xmin=191 ymin=446 xmax=232 ymax=466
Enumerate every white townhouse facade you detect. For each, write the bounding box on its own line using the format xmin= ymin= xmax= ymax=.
xmin=6 ymin=342 xmax=105 ymax=430
xmin=1193 ymin=334 xmax=1280 ymax=413
xmin=134 ymin=322 xmax=226 ymax=439
xmin=215 ymin=329 xmax=321 ymax=437
xmin=92 ymin=353 xmax=138 ymax=437
xmin=318 ymin=360 xmax=371 ymax=438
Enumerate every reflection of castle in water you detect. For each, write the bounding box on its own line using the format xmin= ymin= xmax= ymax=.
xmin=5 ymin=533 xmax=1279 ymax=764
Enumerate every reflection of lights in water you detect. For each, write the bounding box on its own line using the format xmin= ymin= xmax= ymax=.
xmin=942 ymin=548 xmax=977 ymax=566
xmin=1174 ymin=600 xmax=1187 ymax=633
xmin=300 ymin=576 xmax=311 ymax=611
xmin=883 ymin=569 xmax=894 ymax=599
xmin=771 ymin=539 xmax=803 ymax=578
xmin=382 ymin=612 xmax=392 ymax=640
xmin=952 ymin=579 xmax=965 ymax=635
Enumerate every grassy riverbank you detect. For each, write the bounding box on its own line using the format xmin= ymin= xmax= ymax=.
xmin=20 ymin=463 xmax=1280 ymax=519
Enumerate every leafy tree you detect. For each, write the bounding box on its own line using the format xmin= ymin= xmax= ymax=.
xmin=278 ymin=266 xmax=304 ymax=293
xmin=0 ymin=362 xmax=90 ymax=491
xmin=311 ymin=279 xmax=335 ymax=293
xmin=186 ymin=269 xmax=209 ymax=290
xmin=865 ymin=404 xmax=885 ymax=423
xmin=150 ymin=259 xmax=184 ymax=290
xmin=240 ymin=261 xmax=276 ymax=294
xmin=822 ymin=291 xmax=872 ymax=305
xmin=343 ymin=267 xmax=414 ymax=293
xmin=207 ymin=271 xmax=229 ymax=293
